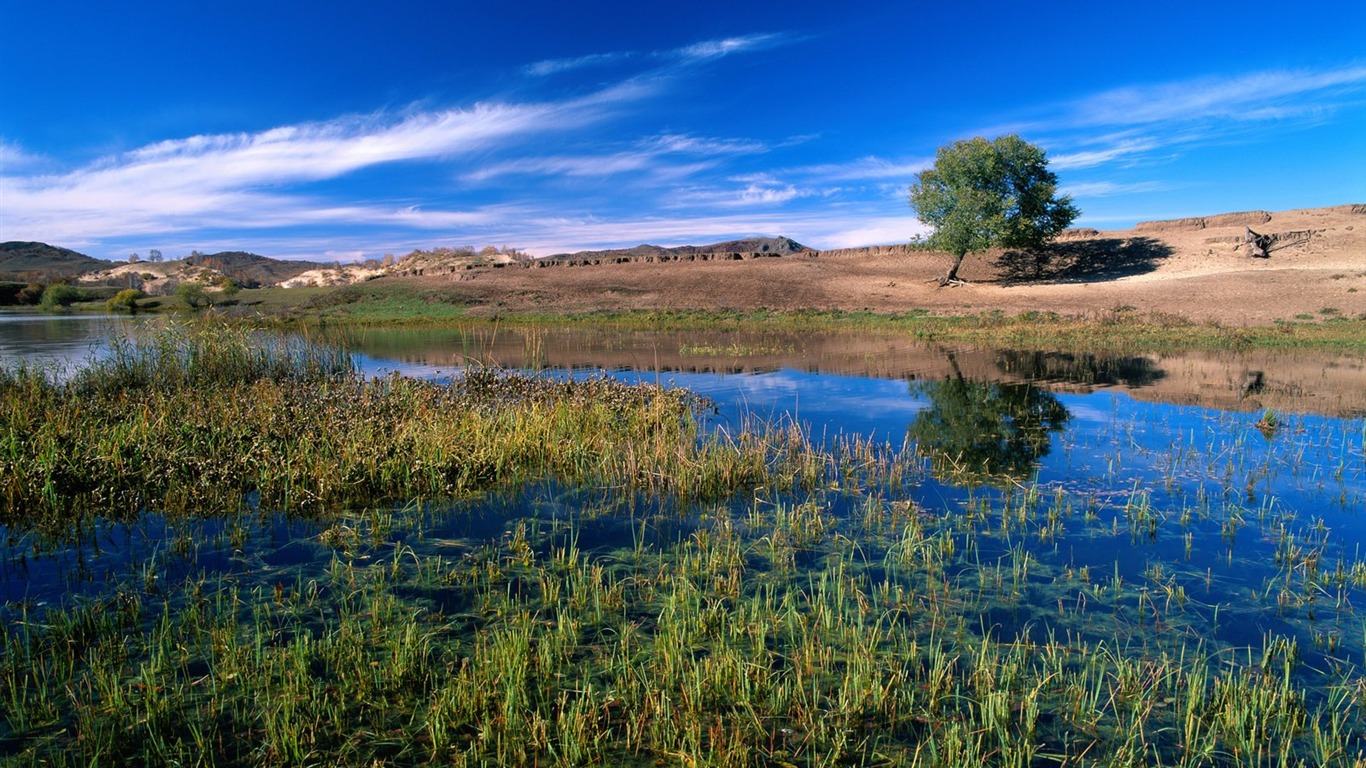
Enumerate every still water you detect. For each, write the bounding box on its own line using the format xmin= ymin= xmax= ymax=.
xmin=0 ymin=313 xmax=140 ymax=373
xmin=3 ymin=316 xmax=1365 ymax=758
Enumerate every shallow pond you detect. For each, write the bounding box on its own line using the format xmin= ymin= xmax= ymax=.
xmin=3 ymin=318 xmax=1365 ymax=764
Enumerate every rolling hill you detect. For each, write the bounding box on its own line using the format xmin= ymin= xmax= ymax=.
xmin=184 ymin=251 xmax=327 ymax=288
xmin=0 ymin=242 xmax=110 ymax=279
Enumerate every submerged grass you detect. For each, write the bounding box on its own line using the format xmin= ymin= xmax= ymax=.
xmin=4 ymin=478 xmax=1363 ymax=766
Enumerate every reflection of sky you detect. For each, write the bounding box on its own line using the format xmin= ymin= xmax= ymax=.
xmin=0 ymin=314 xmax=141 ymax=375
xmin=613 ymin=369 xmax=928 ymax=443
xmin=356 ymin=354 xmax=931 ymax=445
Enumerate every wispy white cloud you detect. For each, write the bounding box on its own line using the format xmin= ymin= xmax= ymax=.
xmin=1059 ymin=180 xmax=1167 ymax=198
xmin=645 ymin=133 xmax=767 ymax=155
xmin=1018 ymin=65 xmax=1366 ymax=172
xmin=736 ymin=185 xmax=805 ymax=205
xmin=0 ymin=140 xmax=48 ymax=172
xmin=525 ymin=33 xmax=793 ymax=79
xmin=1051 ymin=136 xmax=1161 ymax=170
xmin=1062 ymin=66 xmax=1366 ymax=128
xmin=524 ymin=51 xmax=634 ymax=77
xmin=462 ymin=132 xmax=764 ymax=183
xmin=0 ymin=88 xmax=636 ymax=244
xmin=675 ymin=33 xmax=789 ymax=62
xmin=792 ymin=156 xmax=932 ymax=182
xmin=670 ymin=184 xmax=814 ymax=208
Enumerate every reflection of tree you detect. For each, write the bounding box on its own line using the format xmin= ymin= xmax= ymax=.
xmin=994 ymin=350 xmax=1164 ymax=388
xmin=908 ymin=377 xmax=1070 ymax=485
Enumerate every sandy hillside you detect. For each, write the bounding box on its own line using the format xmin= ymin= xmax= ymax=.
xmin=77 ymin=261 xmax=227 ymax=294
xmin=376 ymin=205 xmax=1366 ymax=325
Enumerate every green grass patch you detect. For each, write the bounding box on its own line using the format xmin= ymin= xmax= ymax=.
xmin=273 ymin=302 xmax=1366 ymax=354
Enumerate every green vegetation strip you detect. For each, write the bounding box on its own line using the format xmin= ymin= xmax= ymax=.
xmin=268 ymin=284 xmax=1366 ymax=354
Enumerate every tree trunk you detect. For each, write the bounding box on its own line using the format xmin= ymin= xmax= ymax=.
xmin=941 ymin=252 xmax=967 ymax=285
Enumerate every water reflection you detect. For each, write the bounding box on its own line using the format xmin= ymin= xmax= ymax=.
xmin=993 ymin=349 xmax=1165 ymax=388
xmin=0 ymin=313 xmax=141 ymax=373
xmin=338 ymin=325 xmax=1366 ymax=418
xmin=908 ymin=377 xmax=1070 ymax=485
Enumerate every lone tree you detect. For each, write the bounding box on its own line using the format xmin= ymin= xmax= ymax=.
xmin=909 ymin=135 xmax=1078 ymax=285
xmin=175 ymin=281 xmax=210 ymax=310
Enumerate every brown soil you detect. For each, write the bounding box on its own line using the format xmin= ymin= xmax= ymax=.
xmin=393 ymin=205 xmax=1366 ymax=325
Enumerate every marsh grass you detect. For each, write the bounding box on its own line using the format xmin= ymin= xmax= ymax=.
xmin=0 ymin=322 xmax=806 ymax=533
xmin=2 ymin=322 xmax=1364 ymax=765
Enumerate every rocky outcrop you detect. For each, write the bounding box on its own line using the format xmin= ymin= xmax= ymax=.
xmin=810 ymin=245 xmax=920 ymax=259
xmin=1136 ymin=211 xmax=1272 ymax=232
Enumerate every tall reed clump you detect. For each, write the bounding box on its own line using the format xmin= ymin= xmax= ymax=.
xmin=0 ymin=322 xmax=784 ymax=532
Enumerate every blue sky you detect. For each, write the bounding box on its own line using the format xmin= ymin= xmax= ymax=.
xmin=1 ymin=1 xmax=1363 ymax=262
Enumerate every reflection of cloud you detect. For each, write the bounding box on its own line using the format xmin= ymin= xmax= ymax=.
xmin=1057 ymin=400 xmax=1114 ymax=425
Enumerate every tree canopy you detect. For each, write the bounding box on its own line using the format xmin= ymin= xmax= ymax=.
xmin=175 ymin=281 xmax=210 ymax=310
xmin=909 ymin=135 xmax=1078 ymax=284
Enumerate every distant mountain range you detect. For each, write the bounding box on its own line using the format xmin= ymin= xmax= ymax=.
xmin=1 ymin=235 xmax=814 ymax=288
xmin=548 ymin=236 xmax=809 ymax=260
xmin=0 ymin=242 xmax=324 ymax=288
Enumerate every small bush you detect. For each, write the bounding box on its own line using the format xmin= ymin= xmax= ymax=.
xmin=106 ymin=288 xmax=144 ymax=314
xmin=175 ymin=281 xmax=210 ymax=309
xmin=39 ymin=283 xmax=81 ymax=310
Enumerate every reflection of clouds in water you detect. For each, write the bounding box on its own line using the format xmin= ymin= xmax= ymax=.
xmin=659 ymin=370 xmax=928 ymax=442
xmin=354 ymin=361 xmax=930 ymax=443
xmin=1056 ymin=393 xmax=1121 ymax=425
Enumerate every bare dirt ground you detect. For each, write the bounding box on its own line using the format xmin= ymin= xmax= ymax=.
xmin=400 ymin=205 xmax=1366 ymax=325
